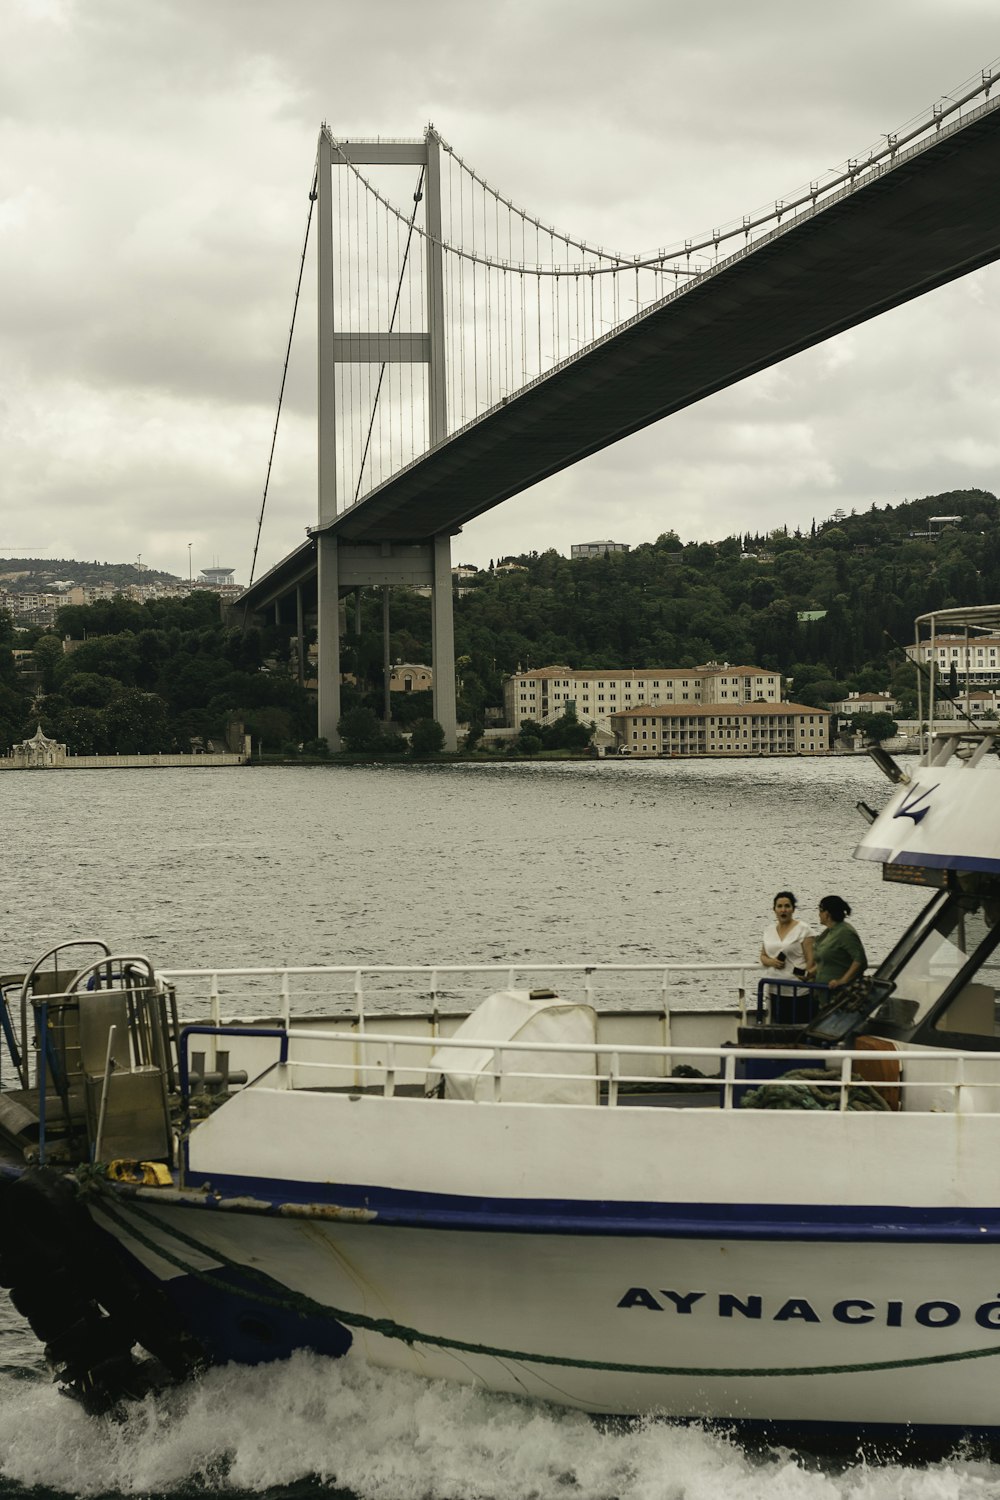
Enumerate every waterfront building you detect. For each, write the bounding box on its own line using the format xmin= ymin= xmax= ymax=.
xmin=906 ymin=633 xmax=1000 ymax=685
xmin=907 ymin=688 xmax=1000 ymax=719
xmin=10 ymin=725 xmax=66 ymax=767
xmin=570 ymin=540 xmax=630 ymax=558
xmin=389 ymin=663 xmax=433 ymax=693
xmin=829 ymin=691 xmax=900 ymax=716
xmin=503 ymin=664 xmax=781 ymax=729
xmin=609 ymin=703 xmax=831 ymax=757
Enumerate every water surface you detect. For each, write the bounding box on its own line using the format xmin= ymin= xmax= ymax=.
xmin=2 ymin=758 xmax=988 ymax=1500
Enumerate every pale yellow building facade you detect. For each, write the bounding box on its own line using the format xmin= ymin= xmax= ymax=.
xmin=609 ymin=702 xmax=831 ymax=757
xmin=503 ymin=664 xmax=782 ymax=728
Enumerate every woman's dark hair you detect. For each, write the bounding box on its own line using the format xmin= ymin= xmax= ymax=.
xmin=773 ymin=891 xmax=797 ymax=909
xmin=819 ymin=895 xmax=851 ymax=922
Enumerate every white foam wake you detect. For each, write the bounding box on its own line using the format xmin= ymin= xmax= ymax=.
xmin=1 ymin=1354 xmax=999 ymax=1499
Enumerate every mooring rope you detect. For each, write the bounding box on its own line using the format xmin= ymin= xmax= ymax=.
xmin=85 ymin=1181 xmax=1000 ymax=1382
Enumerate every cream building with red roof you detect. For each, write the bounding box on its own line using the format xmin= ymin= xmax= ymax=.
xmin=609 ymin=702 xmax=831 ymax=757
xmin=503 ymin=663 xmax=781 ymax=729
xmin=906 ymin=634 xmax=1000 ymax=686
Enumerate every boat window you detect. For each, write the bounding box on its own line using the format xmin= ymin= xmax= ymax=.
xmin=873 ymin=884 xmax=1000 ymax=1032
xmin=931 ymin=938 xmax=1000 ymax=1039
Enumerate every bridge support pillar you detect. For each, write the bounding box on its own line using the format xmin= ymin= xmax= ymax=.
xmin=317 ymin=533 xmax=342 ymax=749
xmin=431 ymin=532 xmax=457 ymax=751
xmin=313 ymin=537 xmax=457 ymax=752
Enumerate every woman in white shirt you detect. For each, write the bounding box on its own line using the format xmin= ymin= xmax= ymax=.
xmin=759 ymin=891 xmax=815 ymax=1021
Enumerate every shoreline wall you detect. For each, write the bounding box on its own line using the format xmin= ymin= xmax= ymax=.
xmin=0 ymin=753 xmax=246 ymax=770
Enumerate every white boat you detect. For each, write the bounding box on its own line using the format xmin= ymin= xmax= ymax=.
xmin=3 ymin=604 xmax=1000 ymax=1450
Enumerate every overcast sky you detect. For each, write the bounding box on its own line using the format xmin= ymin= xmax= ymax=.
xmin=2 ymin=0 xmax=999 ymax=583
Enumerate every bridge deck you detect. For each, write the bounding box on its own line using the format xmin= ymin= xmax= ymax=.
xmin=243 ymin=94 xmax=1000 ymax=609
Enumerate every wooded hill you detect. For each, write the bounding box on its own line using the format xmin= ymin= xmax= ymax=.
xmin=0 ymin=558 xmax=177 ymax=590
xmin=0 ymin=487 xmax=996 ymax=752
xmin=387 ymin=487 xmax=1000 ymax=723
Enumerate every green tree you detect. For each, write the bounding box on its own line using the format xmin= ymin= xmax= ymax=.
xmin=104 ymin=689 xmax=173 ymax=752
xmin=850 ymin=711 xmax=898 ymax=744
xmin=61 ymin=672 xmax=120 ymax=708
xmin=517 ymin=718 xmax=544 ymax=755
xmin=62 ymin=634 xmax=140 ymax=687
xmin=410 ymin=718 xmax=446 ymax=756
xmin=32 ymin=633 xmax=64 ymax=692
xmin=244 ymin=705 xmax=295 ymax=751
xmin=44 ymin=706 xmax=108 ymax=755
xmin=301 ymin=737 xmax=330 ymax=758
xmin=337 ymin=706 xmax=386 ymax=752
xmin=541 ymin=706 xmax=592 ymax=751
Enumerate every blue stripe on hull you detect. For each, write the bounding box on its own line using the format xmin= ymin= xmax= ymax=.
xmin=193 ymin=1171 xmax=1000 ymax=1242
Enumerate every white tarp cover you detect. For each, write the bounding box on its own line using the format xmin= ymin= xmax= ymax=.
xmin=430 ymin=989 xmax=598 ymax=1104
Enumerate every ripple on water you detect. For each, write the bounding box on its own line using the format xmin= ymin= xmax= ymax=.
xmin=1 ymin=1353 xmax=1000 ymax=1500
xmin=0 ymin=759 xmax=947 ymax=1498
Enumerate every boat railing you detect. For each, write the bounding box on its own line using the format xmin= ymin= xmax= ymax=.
xmin=156 ymin=961 xmax=757 ymax=1028
xmin=179 ymin=1022 xmax=1000 ymax=1116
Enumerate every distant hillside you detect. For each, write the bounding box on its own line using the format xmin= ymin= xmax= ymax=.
xmin=0 ymin=557 xmax=179 ymax=591
xmin=0 ymin=588 xmax=313 ymax=756
xmin=1 ymin=490 xmax=997 ymax=735
xmin=404 ymin=487 xmax=1000 ymax=722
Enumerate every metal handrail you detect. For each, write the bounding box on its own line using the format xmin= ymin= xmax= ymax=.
xmin=17 ymin=938 xmax=112 ymax=1090
xmin=186 ymin=1020 xmax=994 ymax=1115
xmin=755 ymin=974 xmax=830 ymax=1022
xmin=156 ymin=960 xmax=756 ymax=1027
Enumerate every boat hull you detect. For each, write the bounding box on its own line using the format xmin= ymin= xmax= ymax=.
xmin=87 ymin=1186 xmax=1000 ymax=1437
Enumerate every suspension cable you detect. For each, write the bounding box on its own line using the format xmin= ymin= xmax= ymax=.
xmin=248 ymin=163 xmax=318 ymax=591
xmin=354 ymin=165 xmax=426 ymax=501
xmin=322 ymin=67 xmax=1000 ymax=279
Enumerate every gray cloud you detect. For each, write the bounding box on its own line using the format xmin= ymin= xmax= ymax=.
xmin=1 ymin=0 xmax=999 ymax=579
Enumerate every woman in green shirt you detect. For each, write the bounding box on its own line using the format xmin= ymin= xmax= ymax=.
xmin=810 ymin=895 xmax=867 ymax=991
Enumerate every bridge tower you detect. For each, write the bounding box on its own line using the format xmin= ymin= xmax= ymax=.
xmin=314 ymin=126 xmax=457 ymax=751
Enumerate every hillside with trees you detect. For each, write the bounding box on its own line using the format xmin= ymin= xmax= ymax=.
xmin=377 ymin=487 xmax=1000 ymax=724
xmin=0 ymin=487 xmax=997 ymax=753
xmin=0 ymin=557 xmax=177 ymax=590
xmin=0 ymin=593 xmax=315 ymax=756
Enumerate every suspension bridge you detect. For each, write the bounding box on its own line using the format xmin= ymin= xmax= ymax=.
xmin=240 ymin=73 xmax=1000 ymax=750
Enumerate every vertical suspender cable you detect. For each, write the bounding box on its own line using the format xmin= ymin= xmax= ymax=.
xmin=247 ymin=164 xmax=318 ymax=594
xmin=354 ymin=165 xmax=426 ymax=501
xmin=472 ymin=179 xmax=479 ymax=416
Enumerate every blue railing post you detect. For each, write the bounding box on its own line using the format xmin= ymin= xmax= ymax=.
xmin=756 ymin=975 xmax=828 ymax=1024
